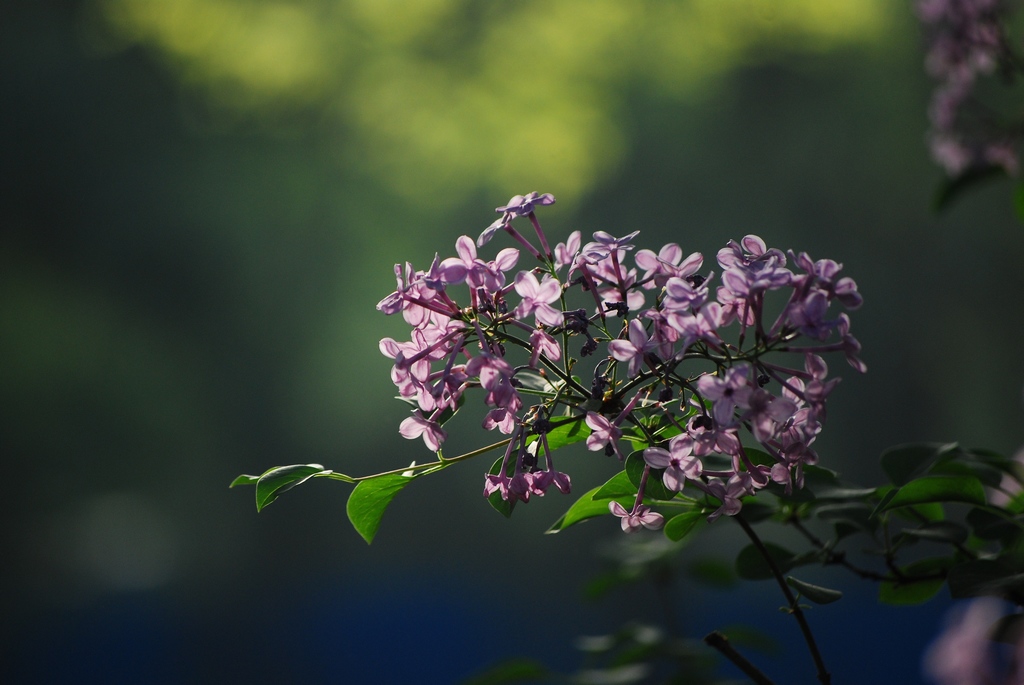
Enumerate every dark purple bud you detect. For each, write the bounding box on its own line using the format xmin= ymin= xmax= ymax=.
xmin=692 ymin=415 xmax=713 ymax=431
xmin=687 ymin=274 xmax=706 ymax=288
xmin=757 ymin=374 xmax=770 ymax=387
xmin=605 ymin=301 xmax=629 ymax=318
xmin=581 ymin=338 xmax=598 ymax=357
xmin=658 ymin=387 xmax=673 ymax=403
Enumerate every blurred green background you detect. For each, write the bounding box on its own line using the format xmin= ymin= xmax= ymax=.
xmin=3 ymin=1 xmax=1023 ymax=683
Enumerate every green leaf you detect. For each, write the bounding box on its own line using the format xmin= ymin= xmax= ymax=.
xmin=815 ymin=502 xmax=876 ymax=536
xmin=486 ymin=455 xmax=516 ymax=519
xmin=686 ymin=558 xmax=737 ymax=589
xmin=532 ymin=416 xmax=588 ymax=452
xmin=948 ymin=559 xmax=1024 ymax=599
xmin=1015 ymin=181 xmax=1024 ymax=223
xmin=346 ymin=473 xmax=415 ymax=544
xmin=594 ymin=471 xmax=638 ymax=500
xmin=663 ymin=507 xmax=703 ymax=542
xmin=929 ymin=458 xmax=1006 ymax=488
xmin=547 ymin=481 xmax=634 ymax=534
xmin=880 ymin=443 xmax=950 ymax=486
xmin=786 ymin=576 xmax=843 ymax=604
xmin=966 ymin=507 xmax=1024 ymax=544
xmin=254 ymin=463 xmax=330 ymax=511
xmin=879 ymin=558 xmax=951 ymax=605
xmin=625 ymin=450 xmax=675 ymax=501
xmin=901 ymin=521 xmax=968 ymax=545
xmin=230 ymin=474 xmax=260 ymax=487
xmin=735 ymin=542 xmax=796 ymax=581
xmin=461 ymin=659 xmax=548 ymax=685
xmin=880 ymin=475 xmax=986 ymax=512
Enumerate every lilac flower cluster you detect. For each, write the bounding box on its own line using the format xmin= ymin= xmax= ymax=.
xmin=918 ymin=0 xmax=1020 ymax=175
xmin=377 ymin=193 xmax=864 ymax=532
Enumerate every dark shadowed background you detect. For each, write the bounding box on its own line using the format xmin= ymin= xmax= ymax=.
xmin=3 ymin=1 xmax=1023 ymax=683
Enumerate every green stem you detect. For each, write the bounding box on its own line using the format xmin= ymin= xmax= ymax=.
xmin=734 ymin=514 xmax=831 ymax=685
xmin=324 ymin=438 xmax=513 ymax=482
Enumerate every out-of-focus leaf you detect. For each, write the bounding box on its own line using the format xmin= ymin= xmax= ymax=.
xmin=736 ymin=498 xmax=775 ymax=523
xmin=966 ymin=507 xmax=1024 ymax=544
xmin=461 ymin=658 xmax=548 ymax=685
xmin=786 ymin=576 xmax=843 ymax=604
xmin=575 ymin=664 xmax=652 ymax=685
xmin=948 ymin=559 xmax=1024 ymax=599
xmin=346 ymin=473 xmax=415 ymax=545
xmin=901 ymin=521 xmax=968 ymax=545
xmin=486 ymin=455 xmax=515 ymax=519
xmin=934 ymin=164 xmax=1006 ymax=211
xmin=815 ymin=502 xmax=876 ymax=536
xmin=878 ymin=558 xmax=952 ymax=605
xmin=735 ymin=542 xmax=797 ymax=580
xmin=879 ymin=475 xmax=986 ymax=513
xmin=254 ymin=463 xmax=330 ymax=511
xmin=880 ymin=443 xmax=952 ymax=486
xmin=686 ymin=558 xmax=738 ymax=589
xmin=1015 ymin=181 xmax=1024 ymax=223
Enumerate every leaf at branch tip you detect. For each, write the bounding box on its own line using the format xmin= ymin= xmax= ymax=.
xmin=230 ymin=474 xmax=260 ymax=488
xmin=346 ymin=473 xmax=416 ymax=545
xmin=786 ymin=576 xmax=843 ymax=604
xmin=254 ymin=464 xmax=330 ymax=512
xmin=879 ymin=475 xmax=986 ymax=513
xmin=880 ymin=443 xmax=951 ymax=486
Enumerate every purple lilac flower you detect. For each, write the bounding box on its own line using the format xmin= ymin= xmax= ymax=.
xmin=918 ymin=0 xmax=1019 ymax=176
xmin=528 ymin=329 xmax=561 ymax=369
xmin=634 ymin=244 xmax=704 ymax=289
xmin=697 ymin=365 xmax=754 ymax=426
xmin=608 ymin=318 xmax=656 ymax=377
xmin=643 ymin=434 xmax=703 ymax=491
xmin=554 ymin=230 xmax=581 ymax=271
xmin=580 ymin=231 xmax=640 ymax=263
xmin=497 ymin=192 xmax=556 ymax=216
xmin=609 ymin=501 xmax=665 ymax=533
xmin=514 ymin=271 xmax=564 ymax=327
xmin=399 ymin=411 xmax=447 ymax=451
xmin=705 ymin=475 xmax=750 ymax=521
xmin=585 ymin=411 xmax=624 ymax=458
xmin=666 ymin=302 xmax=723 ymax=352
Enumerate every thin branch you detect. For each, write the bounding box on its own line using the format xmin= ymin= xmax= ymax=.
xmin=704 ymin=631 xmax=776 ymax=685
xmin=734 ymin=515 xmax=831 ymax=685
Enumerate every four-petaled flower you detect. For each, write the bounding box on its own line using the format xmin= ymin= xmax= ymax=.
xmin=643 ymin=434 xmax=703 ymax=491
xmin=609 ymin=501 xmax=665 ymax=533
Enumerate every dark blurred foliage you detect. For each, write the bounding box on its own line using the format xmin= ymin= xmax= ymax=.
xmin=2 ymin=1 xmax=1022 ymax=683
